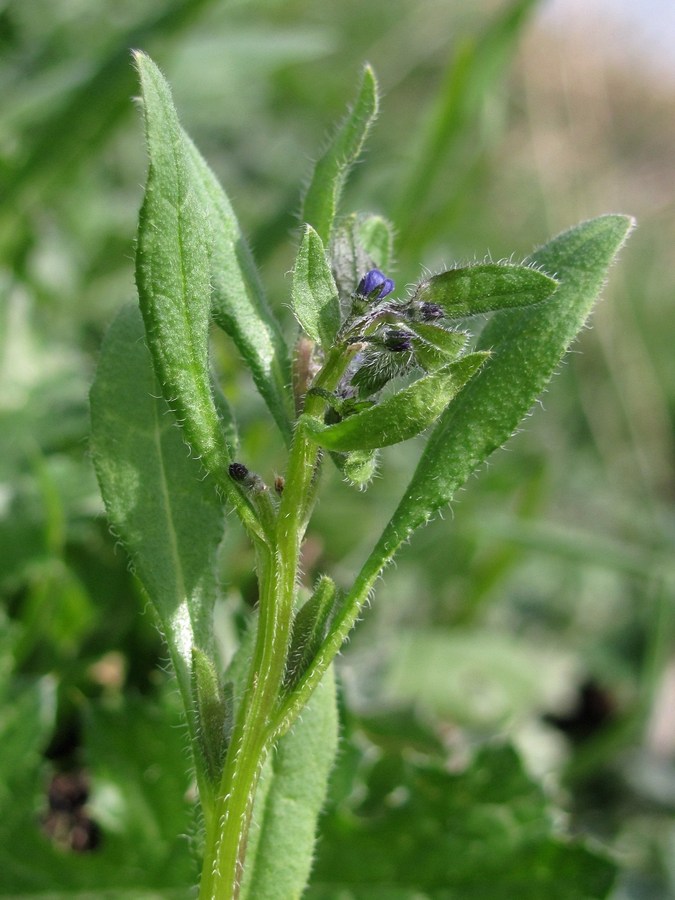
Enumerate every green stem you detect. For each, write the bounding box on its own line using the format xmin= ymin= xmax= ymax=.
xmin=271 ymin=526 xmax=400 ymax=742
xmin=198 ymin=344 xmax=351 ymax=899
xmin=198 ymin=542 xmax=279 ymax=899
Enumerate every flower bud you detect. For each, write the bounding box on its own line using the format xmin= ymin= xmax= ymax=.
xmin=419 ymin=302 xmax=444 ymax=321
xmin=383 ymin=329 xmax=413 ymax=352
xmin=356 ymin=268 xmax=395 ymax=301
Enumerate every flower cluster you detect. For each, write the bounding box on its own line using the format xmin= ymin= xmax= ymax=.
xmin=338 ymin=268 xmax=462 ymax=401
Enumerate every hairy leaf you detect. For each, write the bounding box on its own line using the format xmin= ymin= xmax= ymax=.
xmin=184 ymin=135 xmax=293 ymax=443
xmin=241 ymin=668 xmax=338 ymax=900
xmin=309 ymin=726 xmax=616 ymax=898
xmin=331 ymin=447 xmax=379 ymax=488
xmin=412 ymin=262 xmax=558 ymax=320
xmin=357 ymin=214 xmax=395 ymax=271
xmin=302 ymin=65 xmax=379 ymax=245
xmin=331 ymin=213 xmax=394 ymax=304
xmin=408 ymin=322 xmax=469 ymax=372
xmin=379 ymin=215 xmax=634 ymax=550
xmin=292 ymin=225 xmax=341 ymax=349
xmin=90 ymin=305 xmax=223 ymax=715
xmin=192 ymin=647 xmax=228 ymax=784
xmin=284 ymin=576 xmax=340 ymax=690
xmin=350 ymin=347 xmax=414 ymax=398
xmin=134 ymin=52 xmax=228 ymax=473
xmin=303 ymin=353 xmax=488 ymax=452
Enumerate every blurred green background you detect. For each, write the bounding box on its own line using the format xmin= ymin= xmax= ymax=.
xmin=1 ymin=0 xmax=674 ymax=896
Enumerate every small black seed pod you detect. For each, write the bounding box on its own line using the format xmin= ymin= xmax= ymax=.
xmin=228 ymin=462 xmax=250 ymax=483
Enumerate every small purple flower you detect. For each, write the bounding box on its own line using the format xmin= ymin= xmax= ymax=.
xmin=356 ymin=269 xmax=395 ymax=301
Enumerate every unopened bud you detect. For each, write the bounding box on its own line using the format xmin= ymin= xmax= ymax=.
xmin=419 ymin=302 xmax=444 ymax=321
xmin=383 ymin=329 xmax=413 ymax=352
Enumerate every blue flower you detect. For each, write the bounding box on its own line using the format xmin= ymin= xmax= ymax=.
xmin=356 ymin=268 xmax=395 ymax=301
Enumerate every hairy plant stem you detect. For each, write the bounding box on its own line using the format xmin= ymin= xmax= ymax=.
xmin=271 ymin=528 xmax=398 ymax=742
xmin=198 ymin=540 xmax=279 ymax=899
xmin=198 ymin=346 xmax=349 ymax=899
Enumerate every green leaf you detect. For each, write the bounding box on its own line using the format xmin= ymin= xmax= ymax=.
xmin=85 ymin=693 xmax=198 ymax=886
xmin=302 ymin=353 xmax=488 ymax=452
xmin=192 ymin=646 xmax=228 ymax=783
xmin=292 ymin=225 xmax=342 ymax=349
xmin=302 ymin=65 xmax=379 ymax=245
xmin=413 ymin=262 xmax=558 ymax=320
xmin=357 ymin=214 xmax=395 ymax=271
xmin=331 ymin=448 xmax=379 ymax=488
xmin=89 ymin=305 xmax=224 ymax=717
xmin=241 ymin=667 xmax=339 ymax=900
xmin=0 ymin=0 xmax=219 ymax=247
xmin=0 ymin=680 xmax=196 ymax=895
xmin=350 ymin=347 xmax=413 ymax=398
xmin=330 ymin=213 xmax=395 ymax=304
xmin=408 ymin=322 xmax=469 ymax=372
xmin=134 ymin=51 xmax=230 ymax=477
xmin=384 ymin=628 xmax=568 ymax=728
xmin=134 ymin=54 xmax=268 ymax=545
xmin=284 ymin=576 xmax=340 ymax=690
xmin=184 ymin=134 xmax=294 ymax=444
xmin=309 ymin=723 xmax=616 ymax=899
xmin=379 ymin=215 xmax=633 ymax=550
xmin=393 ymin=0 xmax=541 ymax=252
xmin=0 ymin=616 xmax=53 ymax=820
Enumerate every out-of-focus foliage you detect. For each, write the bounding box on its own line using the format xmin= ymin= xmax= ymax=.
xmin=0 ymin=615 xmax=197 ymax=895
xmin=309 ymin=711 xmax=616 ymax=899
xmin=1 ymin=0 xmax=673 ymax=896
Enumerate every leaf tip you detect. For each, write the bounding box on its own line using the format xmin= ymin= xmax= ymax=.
xmin=131 ymin=48 xmax=153 ymax=76
xmin=358 ymin=62 xmax=379 ymax=114
xmin=615 ymin=213 xmax=637 ymax=243
xmin=362 ymin=61 xmax=378 ymax=87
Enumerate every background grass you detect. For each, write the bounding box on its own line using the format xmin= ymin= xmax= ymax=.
xmin=1 ymin=0 xmax=673 ymax=896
